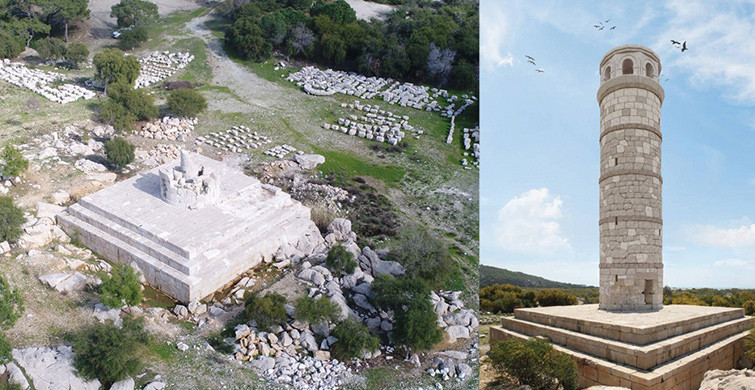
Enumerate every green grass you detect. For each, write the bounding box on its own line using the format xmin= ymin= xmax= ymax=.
xmin=313 ymin=148 xmax=406 ymax=183
xmin=141 ymin=285 xmax=176 ymax=309
xmin=173 ymin=38 xmax=212 ymax=84
xmin=149 ymin=341 xmax=175 ymax=361
xmin=360 ymin=367 xmax=400 ymax=390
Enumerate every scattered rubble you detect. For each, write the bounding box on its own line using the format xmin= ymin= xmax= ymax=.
xmin=137 ymin=116 xmax=197 ymax=141
xmin=0 ymin=60 xmax=95 ymax=103
xmin=197 ymin=125 xmax=272 ymax=153
xmin=134 ymin=51 xmax=194 ymax=89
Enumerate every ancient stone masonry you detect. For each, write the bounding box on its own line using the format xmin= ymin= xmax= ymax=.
xmin=324 ymin=101 xmax=411 ymax=145
xmin=134 ymin=51 xmax=194 ymax=89
xmin=57 ymin=151 xmax=325 ymax=303
xmin=196 ymin=125 xmax=272 ymax=153
xmin=0 ymin=59 xmax=95 ymax=103
xmin=137 ymin=116 xmax=197 ymax=141
xmin=490 ymin=45 xmax=754 ymax=390
xmin=462 ymin=126 xmax=480 ymax=168
xmin=264 ymin=144 xmax=297 ymax=159
xmin=598 ymin=45 xmax=664 ymax=311
xmin=286 ymin=66 xmax=476 ymax=116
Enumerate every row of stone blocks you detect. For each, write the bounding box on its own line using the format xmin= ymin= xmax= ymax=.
xmin=490 ymin=305 xmax=753 ymax=389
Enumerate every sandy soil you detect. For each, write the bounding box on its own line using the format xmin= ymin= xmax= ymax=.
xmin=344 ymin=0 xmax=396 ymax=21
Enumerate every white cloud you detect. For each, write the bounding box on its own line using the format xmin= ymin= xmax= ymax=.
xmin=494 ymin=188 xmax=571 ymax=255
xmin=480 ymin=4 xmax=514 ymax=71
xmin=653 ymin=0 xmax=755 ymax=102
xmin=714 ymin=258 xmax=755 ymax=268
xmin=685 ymin=222 xmax=755 ymax=249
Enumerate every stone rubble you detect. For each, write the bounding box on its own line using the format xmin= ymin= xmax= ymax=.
xmin=137 ymin=116 xmax=197 ymax=141
xmin=461 ymin=125 xmax=480 ymax=168
xmin=265 ymin=144 xmax=297 ymax=159
xmin=324 ymin=101 xmax=410 ymax=145
xmin=197 ymin=125 xmax=272 ymax=154
xmin=135 ymin=144 xmax=182 ymax=167
xmin=11 ymin=346 xmax=101 ymax=390
xmin=134 ymin=51 xmax=194 ymax=89
xmin=0 ymin=60 xmax=95 ymax=103
xmin=700 ymin=369 xmax=755 ymax=390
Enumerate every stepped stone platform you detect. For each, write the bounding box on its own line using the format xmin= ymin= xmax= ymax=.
xmin=57 ymin=152 xmax=324 ymax=303
xmin=490 ymin=305 xmax=754 ymax=390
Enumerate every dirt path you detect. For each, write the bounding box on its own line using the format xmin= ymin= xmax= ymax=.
xmin=344 ymin=0 xmax=396 ymax=21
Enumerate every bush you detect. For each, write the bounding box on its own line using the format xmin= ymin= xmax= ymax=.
xmin=330 ymin=319 xmax=379 ymax=360
xmin=489 ymin=338 xmax=578 ymax=390
xmin=537 ymin=289 xmax=578 ymax=307
xmin=744 ymin=300 xmax=755 ymax=316
xmin=98 ymin=263 xmax=142 ymax=308
xmin=0 ymin=29 xmax=24 ymax=59
xmin=111 ymin=0 xmax=159 ymax=27
xmin=293 ymin=296 xmax=341 ymax=325
xmin=71 ymin=317 xmax=149 ymax=387
xmin=35 ymin=37 xmax=67 ymax=62
xmin=481 ymin=291 xmax=521 ymax=314
xmin=745 ymin=329 xmax=755 ymax=362
xmin=372 ymin=275 xmax=442 ymax=350
xmin=388 ymin=229 xmax=453 ymax=288
xmin=107 ymin=81 xmax=158 ymax=120
xmin=1 ymin=144 xmax=29 ymax=178
xmin=93 ymin=48 xmax=140 ymax=86
xmin=166 ymin=88 xmax=207 ymax=117
xmin=325 ymin=245 xmax=357 ymax=275
xmin=243 ymin=292 xmax=287 ymax=331
xmin=99 ymin=100 xmax=136 ymax=132
xmin=0 ymin=331 xmax=11 ymax=364
xmin=0 ymin=275 xmax=23 ymax=330
xmin=0 ymin=197 xmax=26 ymax=243
xmin=118 ymin=25 xmax=148 ymax=50
xmin=104 ymin=137 xmax=136 ymax=171
xmin=65 ymin=42 xmax=89 ymax=67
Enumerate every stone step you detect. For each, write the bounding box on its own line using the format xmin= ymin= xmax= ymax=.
xmin=76 ymin=198 xmax=189 ymax=258
xmin=57 ymin=213 xmax=196 ymax=302
xmin=67 ymin=203 xmax=191 ymax=275
xmin=514 ymin=306 xmax=744 ymax=345
xmin=490 ymin=325 xmax=750 ymax=390
xmin=500 ymin=315 xmax=753 ymax=370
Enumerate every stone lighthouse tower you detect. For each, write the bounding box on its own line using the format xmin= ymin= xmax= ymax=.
xmin=597 ymin=45 xmax=664 ymax=311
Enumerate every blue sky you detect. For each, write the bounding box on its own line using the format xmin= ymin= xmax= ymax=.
xmin=480 ymin=0 xmax=755 ymax=288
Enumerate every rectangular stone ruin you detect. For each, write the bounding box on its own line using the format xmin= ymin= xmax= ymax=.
xmin=57 ymin=152 xmax=324 ymax=303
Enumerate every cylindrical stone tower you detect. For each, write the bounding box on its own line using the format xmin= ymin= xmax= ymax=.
xmin=597 ymin=45 xmax=664 ymax=311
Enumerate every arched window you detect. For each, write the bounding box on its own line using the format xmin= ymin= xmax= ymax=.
xmin=622 ymin=59 xmax=634 ymax=75
xmin=645 ymin=63 xmax=654 ymax=77
xmin=604 ymin=66 xmax=611 ymax=81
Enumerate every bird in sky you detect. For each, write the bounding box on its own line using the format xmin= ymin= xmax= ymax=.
xmin=535 ymin=68 xmax=545 ymax=73
xmin=610 ymin=26 xmax=616 ymax=30
xmin=671 ymin=39 xmax=681 ymax=46
xmin=525 ymin=55 xmax=535 ymax=61
xmin=527 ymin=59 xmax=536 ymax=65
xmin=681 ymin=41 xmax=688 ymax=52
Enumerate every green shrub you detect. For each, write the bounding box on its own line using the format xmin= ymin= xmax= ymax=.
xmin=99 ymin=100 xmax=137 ymax=132
xmin=388 ymin=229 xmax=453 ymax=288
xmin=537 ymin=289 xmax=578 ymax=307
xmin=93 ymin=48 xmax=140 ymax=86
xmin=372 ymin=275 xmax=442 ymax=350
xmin=489 ymin=337 xmax=578 ymax=390
xmin=71 ymin=317 xmax=149 ymax=387
xmin=1 ymin=144 xmax=29 ymax=178
xmin=330 ymin=319 xmax=379 ymax=360
xmin=98 ymin=263 xmax=142 ymax=308
xmin=0 ymin=197 xmax=26 ymax=243
xmin=481 ymin=291 xmax=521 ymax=314
xmin=107 ymin=81 xmax=158 ymax=120
xmin=745 ymin=329 xmax=755 ymax=362
xmin=166 ymin=88 xmax=207 ymax=118
xmin=744 ymin=300 xmax=755 ymax=316
xmin=111 ymin=0 xmax=159 ymax=27
xmin=118 ymin=25 xmax=148 ymax=50
xmin=0 ymin=275 xmax=23 ymax=329
xmin=325 ymin=245 xmax=357 ymax=275
xmin=0 ymin=331 xmax=11 ymax=364
xmin=104 ymin=137 xmax=136 ymax=171
xmin=35 ymin=37 xmax=67 ymax=62
xmin=294 ymin=296 xmax=341 ymax=325
xmin=65 ymin=42 xmax=89 ymax=68
xmin=243 ymin=292 xmax=287 ymax=331
xmin=0 ymin=29 xmax=24 ymax=59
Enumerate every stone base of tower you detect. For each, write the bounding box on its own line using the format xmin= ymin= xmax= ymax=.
xmin=489 ymin=305 xmax=753 ymax=390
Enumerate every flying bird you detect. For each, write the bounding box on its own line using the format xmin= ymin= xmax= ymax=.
xmin=671 ymin=40 xmax=681 ymax=46
xmin=535 ymin=68 xmax=545 ymax=73
xmin=681 ymin=41 xmax=688 ymax=52
xmin=525 ymin=55 xmax=536 ymax=61
xmin=605 ymin=19 xmax=611 ymax=23
xmin=527 ymin=59 xmax=536 ymax=65
xmin=610 ymin=26 xmax=616 ymax=30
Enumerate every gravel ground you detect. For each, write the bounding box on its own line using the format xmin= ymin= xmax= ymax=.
xmin=343 ymin=0 xmax=396 ymax=21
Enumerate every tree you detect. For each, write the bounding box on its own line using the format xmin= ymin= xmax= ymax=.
xmin=166 ymin=88 xmax=207 ymax=118
xmin=44 ymin=0 xmax=90 ymax=42
xmin=426 ymin=42 xmax=455 ymax=85
xmin=1 ymin=144 xmax=29 ymax=178
xmin=71 ymin=317 xmax=149 ymax=387
xmin=259 ymin=12 xmax=287 ymax=45
xmin=227 ymin=17 xmax=271 ymax=61
xmin=107 ymin=81 xmax=158 ymax=120
xmin=110 ymin=0 xmax=159 ymax=28
xmin=372 ymin=275 xmax=442 ymax=350
xmin=744 ymin=300 xmax=755 ymax=316
xmin=34 ymin=36 xmax=67 ymax=62
xmin=0 ymin=28 xmax=25 ymax=59
xmin=93 ymin=48 xmax=140 ymax=87
xmin=104 ymin=137 xmax=135 ymax=170
xmin=98 ymin=264 xmax=142 ymax=308
xmin=451 ymin=59 xmax=475 ymax=89
xmin=537 ymin=289 xmax=579 ymax=307
xmin=65 ymin=42 xmax=89 ymax=67
xmin=310 ymin=0 xmax=356 ymax=25
xmin=0 ymin=197 xmax=26 ymax=243
xmin=0 ymin=275 xmax=23 ymax=329
xmin=243 ymin=292 xmax=287 ymax=331
xmin=330 ymin=319 xmax=379 ymax=360
xmin=325 ymin=244 xmax=357 ymax=275
xmin=489 ymin=338 xmax=578 ymax=390
xmin=99 ymin=100 xmax=136 ymax=132
xmin=286 ymin=25 xmax=314 ymax=57
xmin=293 ymin=296 xmax=341 ymax=325
xmin=117 ymin=25 xmax=148 ymax=50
